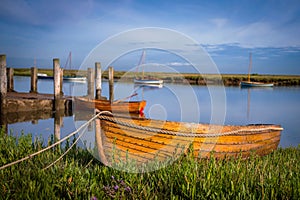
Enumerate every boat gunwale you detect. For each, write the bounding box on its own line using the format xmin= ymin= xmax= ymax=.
xmin=99 ymin=114 xmax=283 ymax=136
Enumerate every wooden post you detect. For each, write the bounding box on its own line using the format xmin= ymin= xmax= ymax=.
xmin=30 ymin=67 xmax=37 ymax=93
xmin=0 ymin=55 xmax=7 ymax=127
xmin=87 ymin=67 xmax=95 ymax=98
xmin=109 ymin=66 xmax=114 ymax=103
xmin=60 ymin=68 xmax=64 ymax=95
xmin=95 ymin=62 xmax=102 ymax=99
xmin=53 ymin=58 xmax=61 ymax=111
xmin=7 ymin=67 xmax=14 ymax=92
xmin=0 ymin=55 xmax=7 ymax=98
xmin=54 ymin=60 xmax=63 ymax=140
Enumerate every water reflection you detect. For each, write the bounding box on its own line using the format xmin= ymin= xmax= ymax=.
xmin=5 ymin=76 xmax=300 ymax=148
xmin=240 ymin=87 xmax=274 ymax=120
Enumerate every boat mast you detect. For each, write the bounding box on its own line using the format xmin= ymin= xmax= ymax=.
xmin=70 ymin=52 xmax=72 ymax=70
xmin=142 ymin=50 xmax=145 ymax=79
xmin=136 ymin=50 xmax=146 ymax=79
xmin=247 ymin=53 xmax=252 ymax=82
xmin=64 ymin=51 xmax=72 ymax=69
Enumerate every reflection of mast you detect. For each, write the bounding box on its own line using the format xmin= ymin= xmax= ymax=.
xmin=247 ymin=88 xmax=251 ymax=120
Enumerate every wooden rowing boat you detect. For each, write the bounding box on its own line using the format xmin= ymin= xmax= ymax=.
xmin=96 ymin=114 xmax=283 ymax=164
xmin=74 ymin=97 xmax=146 ymax=114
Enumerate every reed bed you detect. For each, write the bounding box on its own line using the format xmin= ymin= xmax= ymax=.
xmin=13 ymin=68 xmax=300 ymax=86
xmin=0 ymin=129 xmax=299 ymax=199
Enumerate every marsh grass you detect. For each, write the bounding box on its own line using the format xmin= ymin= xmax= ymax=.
xmin=0 ymin=128 xmax=299 ymax=199
xmin=13 ymin=68 xmax=300 ymax=86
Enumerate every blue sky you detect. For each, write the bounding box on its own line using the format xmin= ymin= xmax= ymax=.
xmin=0 ymin=0 xmax=300 ymax=74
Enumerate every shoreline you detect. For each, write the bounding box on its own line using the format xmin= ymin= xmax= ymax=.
xmin=13 ymin=68 xmax=300 ymax=86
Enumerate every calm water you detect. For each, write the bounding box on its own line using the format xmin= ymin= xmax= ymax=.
xmin=6 ymin=76 xmax=300 ymax=148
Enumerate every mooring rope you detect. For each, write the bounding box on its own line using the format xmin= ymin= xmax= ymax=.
xmin=42 ymin=124 xmax=89 ymax=170
xmin=99 ymin=115 xmax=283 ymax=138
xmin=0 ymin=110 xmax=112 ymax=171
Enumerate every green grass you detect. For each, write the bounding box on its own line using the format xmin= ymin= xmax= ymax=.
xmin=0 ymin=128 xmax=299 ymax=199
xmin=13 ymin=68 xmax=86 ymax=77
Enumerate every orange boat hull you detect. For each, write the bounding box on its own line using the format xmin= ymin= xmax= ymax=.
xmin=75 ymin=98 xmax=146 ymax=114
xmin=95 ymin=114 xmax=283 ymax=165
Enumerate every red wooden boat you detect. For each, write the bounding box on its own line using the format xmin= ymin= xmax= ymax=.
xmin=74 ymin=97 xmax=146 ymax=114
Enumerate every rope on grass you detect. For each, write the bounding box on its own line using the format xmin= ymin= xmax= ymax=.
xmin=42 ymin=124 xmax=88 ymax=170
xmin=0 ymin=110 xmax=112 ymax=171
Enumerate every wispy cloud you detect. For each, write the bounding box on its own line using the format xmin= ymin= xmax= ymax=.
xmin=0 ymin=0 xmax=94 ymax=27
xmin=210 ymin=18 xmax=228 ymax=28
xmin=1 ymin=0 xmax=300 ymax=74
xmin=167 ymin=62 xmax=191 ymax=67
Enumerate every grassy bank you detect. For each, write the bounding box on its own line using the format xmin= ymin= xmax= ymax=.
xmin=0 ymin=129 xmax=299 ymax=199
xmin=13 ymin=68 xmax=300 ymax=86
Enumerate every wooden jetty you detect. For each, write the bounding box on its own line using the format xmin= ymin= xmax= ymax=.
xmin=0 ymin=55 xmax=117 ymax=116
xmin=0 ymin=55 xmax=136 ymax=128
xmin=0 ymin=55 xmax=108 ymax=140
xmin=0 ymin=56 xmax=72 ymax=115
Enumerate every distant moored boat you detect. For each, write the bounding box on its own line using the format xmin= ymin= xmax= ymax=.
xmin=240 ymin=81 xmax=274 ymax=87
xmin=240 ymin=53 xmax=273 ymax=87
xmin=134 ymin=50 xmax=164 ymax=86
xmin=63 ymin=52 xmax=87 ymax=82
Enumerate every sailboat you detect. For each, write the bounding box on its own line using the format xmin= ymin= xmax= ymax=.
xmin=134 ymin=50 xmax=163 ymax=86
xmin=240 ymin=53 xmax=273 ymax=87
xmin=63 ymin=52 xmax=87 ymax=82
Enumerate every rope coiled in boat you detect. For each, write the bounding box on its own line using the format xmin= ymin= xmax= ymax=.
xmin=99 ymin=115 xmax=283 ymax=138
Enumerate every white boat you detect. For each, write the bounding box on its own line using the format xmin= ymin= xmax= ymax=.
xmin=240 ymin=53 xmax=273 ymax=87
xmin=134 ymin=79 xmax=163 ymax=85
xmin=37 ymin=73 xmax=48 ymax=77
xmin=63 ymin=76 xmax=87 ymax=82
xmin=63 ymin=52 xmax=87 ymax=82
xmin=134 ymin=50 xmax=163 ymax=85
xmin=240 ymin=81 xmax=274 ymax=87
xmin=37 ymin=73 xmax=53 ymax=80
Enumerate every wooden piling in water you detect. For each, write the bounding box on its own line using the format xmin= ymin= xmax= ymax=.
xmin=0 ymin=55 xmax=7 ymax=98
xmin=53 ymin=58 xmax=61 ymax=111
xmin=53 ymin=58 xmax=64 ymax=141
xmin=95 ymin=62 xmax=102 ymax=99
xmin=60 ymin=68 xmax=64 ymax=95
xmin=7 ymin=67 xmax=14 ymax=92
xmin=30 ymin=67 xmax=37 ymax=93
xmin=109 ymin=66 xmax=114 ymax=103
xmin=0 ymin=55 xmax=7 ymax=128
xmin=87 ymin=67 xmax=95 ymax=98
